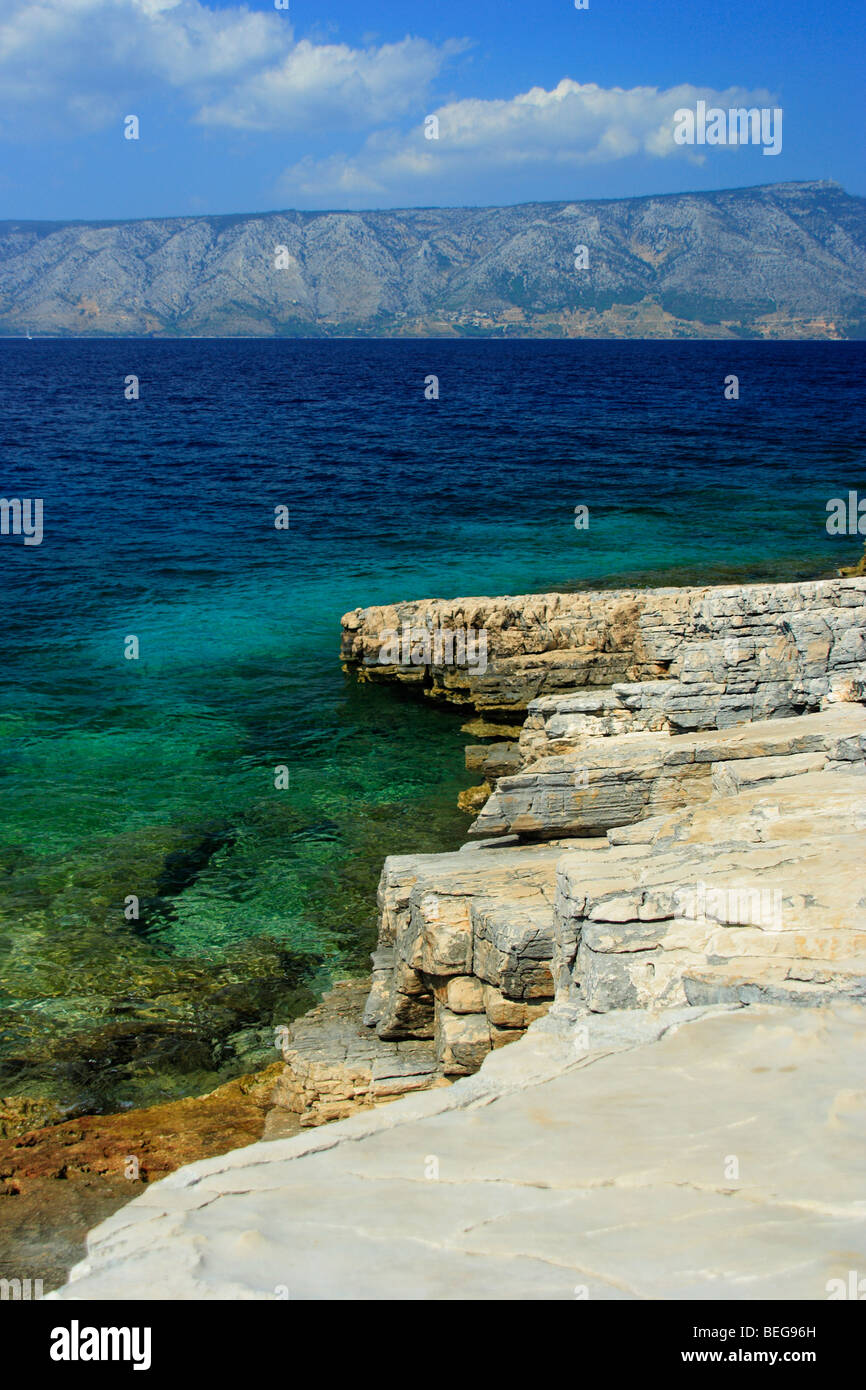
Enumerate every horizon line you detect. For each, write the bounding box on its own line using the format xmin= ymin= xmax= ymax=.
xmin=0 ymin=177 xmax=850 ymax=231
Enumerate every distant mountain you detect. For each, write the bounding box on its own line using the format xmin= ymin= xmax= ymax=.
xmin=1 ymin=180 xmax=864 ymax=339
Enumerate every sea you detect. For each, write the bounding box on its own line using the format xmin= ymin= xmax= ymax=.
xmin=0 ymin=338 xmax=863 ymax=1115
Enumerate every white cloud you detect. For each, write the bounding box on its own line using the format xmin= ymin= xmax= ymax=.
xmin=0 ymin=3 xmax=780 ymax=209
xmin=195 ymin=37 xmax=465 ymax=132
xmin=277 ymin=79 xmax=778 ymax=203
xmin=0 ymin=0 xmax=457 ymax=136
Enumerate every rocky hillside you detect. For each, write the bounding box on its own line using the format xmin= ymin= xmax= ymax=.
xmin=1 ymin=180 xmax=864 ymax=338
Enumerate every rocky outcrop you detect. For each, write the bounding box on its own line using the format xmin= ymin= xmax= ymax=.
xmin=471 ymin=703 xmax=866 ymax=838
xmin=342 ymin=590 xmax=652 ymax=713
xmin=555 ymin=767 xmax=866 ymax=1013
xmin=345 ymin=577 xmax=866 ymax=1077
xmin=362 ymin=842 xmax=564 ymax=1075
xmin=47 ymin=572 xmax=866 ymax=1302
xmin=269 ymin=981 xmax=446 ymax=1126
xmin=361 ymin=757 xmax=866 ymax=1075
xmin=341 ymin=576 xmax=866 ymax=716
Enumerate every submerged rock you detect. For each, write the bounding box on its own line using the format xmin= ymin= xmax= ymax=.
xmin=0 ymin=1064 xmax=287 ymax=1294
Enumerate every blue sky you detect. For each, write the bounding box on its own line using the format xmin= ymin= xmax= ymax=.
xmin=1 ymin=0 xmax=863 ymax=221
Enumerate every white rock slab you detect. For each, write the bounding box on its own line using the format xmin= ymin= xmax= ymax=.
xmin=50 ymin=1003 xmax=866 ymax=1301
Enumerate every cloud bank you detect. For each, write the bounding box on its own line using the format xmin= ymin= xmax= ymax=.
xmin=277 ymin=80 xmax=779 ymax=202
xmin=0 ymin=0 xmax=458 ymax=136
xmin=0 ymin=0 xmax=779 ymax=207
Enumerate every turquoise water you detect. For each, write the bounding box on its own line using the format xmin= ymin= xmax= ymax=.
xmin=0 ymin=338 xmax=863 ymax=1114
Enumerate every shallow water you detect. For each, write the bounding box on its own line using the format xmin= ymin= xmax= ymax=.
xmin=0 ymin=338 xmax=863 ymax=1113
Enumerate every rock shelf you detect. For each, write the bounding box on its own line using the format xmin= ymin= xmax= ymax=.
xmin=52 ymin=576 xmax=866 ymax=1299
xmin=338 ymin=580 xmax=866 ymax=1084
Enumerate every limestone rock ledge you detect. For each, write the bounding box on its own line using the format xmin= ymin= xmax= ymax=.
xmin=362 ymin=749 xmax=866 ymax=1078
xmin=348 ymin=577 xmax=866 ymax=1081
xmin=341 ymin=577 xmax=866 ymax=716
xmin=269 ymin=981 xmax=448 ymax=1128
xmin=51 ymin=1002 xmax=866 ymax=1300
xmin=49 ymin=576 xmax=866 ymax=1300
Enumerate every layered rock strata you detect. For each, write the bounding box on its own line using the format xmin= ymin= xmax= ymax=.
xmin=51 ymin=574 xmax=866 ymax=1300
xmin=343 ymin=578 xmax=866 ymax=1079
xmin=362 ymin=842 xmax=572 ymax=1075
xmin=341 ymin=577 xmax=866 ymax=715
xmin=471 ymin=703 xmax=866 ymax=839
xmin=269 ymin=981 xmax=447 ymax=1127
xmin=556 ymin=767 xmax=866 ymax=1012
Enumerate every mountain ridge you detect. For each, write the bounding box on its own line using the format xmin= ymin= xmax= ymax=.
xmin=1 ymin=180 xmax=864 ymax=339
xmin=0 ymin=178 xmax=845 ymax=229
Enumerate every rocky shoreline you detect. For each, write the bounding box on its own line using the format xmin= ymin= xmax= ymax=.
xmin=0 ymin=1063 xmax=291 ymax=1293
xmin=51 ymin=998 xmax=866 ymax=1300
xmin=342 ymin=576 xmax=866 ymax=1083
xmin=13 ymin=573 xmax=866 ymax=1297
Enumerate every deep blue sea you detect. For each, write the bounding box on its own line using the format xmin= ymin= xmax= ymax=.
xmin=0 ymin=339 xmax=863 ymax=1114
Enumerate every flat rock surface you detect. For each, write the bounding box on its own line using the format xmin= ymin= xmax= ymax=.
xmin=52 ymin=1003 xmax=866 ymax=1300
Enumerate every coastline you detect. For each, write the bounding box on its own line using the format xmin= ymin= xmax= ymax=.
xmin=0 ymin=1061 xmax=294 ymax=1293
xmin=48 ymin=565 xmax=864 ymax=1298
xmin=6 ymin=560 xmax=865 ymax=1293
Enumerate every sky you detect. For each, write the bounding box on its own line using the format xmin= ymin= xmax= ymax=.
xmin=0 ymin=0 xmax=863 ymax=221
